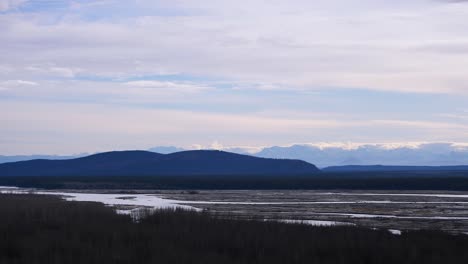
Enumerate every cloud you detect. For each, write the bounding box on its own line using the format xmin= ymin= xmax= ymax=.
xmin=371 ymin=119 xmax=468 ymax=130
xmin=1 ymin=1 xmax=468 ymax=94
xmin=70 ymin=1 xmax=110 ymax=10
xmin=124 ymin=80 xmax=210 ymax=93
xmin=300 ymin=141 xmax=468 ymax=151
xmin=24 ymin=66 xmax=80 ymax=78
xmin=436 ymin=113 xmax=468 ymax=120
xmin=0 ymin=0 xmax=27 ymax=11
xmin=209 ymin=141 xmax=224 ymax=150
xmin=49 ymin=67 xmax=77 ymax=78
xmin=1 ymin=1 xmax=468 ymax=154
xmin=0 ymin=101 xmax=351 ymax=154
xmin=2 ymin=99 xmax=468 ymax=154
xmin=438 ymin=0 xmax=468 ymax=3
xmin=1 ymin=80 xmax=38 ymax=86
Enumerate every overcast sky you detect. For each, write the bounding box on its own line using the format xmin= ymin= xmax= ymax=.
xmin=1 ymin=0 xmax=468 ymax=154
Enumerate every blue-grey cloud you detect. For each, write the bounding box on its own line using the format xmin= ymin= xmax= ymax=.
xmin=0 ymin=0 xmax=27 ymax=11
xmin=440 ymin=0 xmax=468 ymax=2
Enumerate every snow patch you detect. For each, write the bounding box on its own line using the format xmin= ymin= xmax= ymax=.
xmin=389 ymin=229 xmax=402 ymax=235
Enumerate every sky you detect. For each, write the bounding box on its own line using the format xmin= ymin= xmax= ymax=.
xmin=1 ymin=0 xmax=468 ymax=155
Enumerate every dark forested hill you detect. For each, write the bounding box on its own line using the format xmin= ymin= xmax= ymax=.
xmin=0 ymin=154 xmax=83 ymax=164
xmin=323 ymin=165 xmax=468 ymax=172
xmin=0 ymin=150 xmax=320 ymax=177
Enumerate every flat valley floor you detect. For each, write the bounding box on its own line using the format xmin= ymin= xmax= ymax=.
xmin=158 ymin=190 xmax=468 ymax=234
xmin=3 ymin=187 xmax=468 ymax=234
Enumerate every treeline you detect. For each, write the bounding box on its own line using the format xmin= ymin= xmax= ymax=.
xmin=1 ymin=194 xmax=468 ymax=264
xmin=2 ymin=173 xmax=468 ymax=190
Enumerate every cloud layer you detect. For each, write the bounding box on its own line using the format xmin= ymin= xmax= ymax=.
xmin=0 ymin=0 xmax=26 ymax=12
xmin=1 ymin=0 xmax=468 ymax=154
xmin=1 ymin=0 xmax=468 ymax=93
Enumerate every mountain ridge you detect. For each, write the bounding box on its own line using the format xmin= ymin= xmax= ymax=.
xmin=0 ymin=150 xmax=320 ymax=177
xmin=3 ymin=142 xmax=468 ymax=168
xmin=256 ymin=143 xmax=468 ymax=167
xmin=323 ymin=165 xmax=468 ymax=172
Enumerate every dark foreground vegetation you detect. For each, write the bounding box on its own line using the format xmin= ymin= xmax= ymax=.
xmin=2 ymin=172 xmax=468 ymax=190
xmin=1 ymin=194 xmax=468 ymax=264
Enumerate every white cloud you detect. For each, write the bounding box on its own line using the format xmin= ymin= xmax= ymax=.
xmin=69 ymin=0 xmax=110 ymax=10
xmin=189 ymin=144 xmax=204 ymax=150
xmin=299 ymin=141 xmax=450 ymax=150
xmin=209 ymin=140 xmax=224 ymax=150
xmin=0 ymin=0 xmax=27 ymax=12
xmin=1 ymin=1 xmax=468 ymax=94
xmin=124 ymin=80 xmax=210 ymax=93
xmin=23 ymin=66 xmax=80 ymax=78
xmin=49 ymin=67 xmax=77 ymax=78
xmin=371 ymin=119 xmax=468 ymax=130
xmin=263 ymin=141 xmax=438 ymax=151
xmin=0 ymin=80 xmax=38 ymax=87
xmin=0 ymin=65 xmax=13 ymax=73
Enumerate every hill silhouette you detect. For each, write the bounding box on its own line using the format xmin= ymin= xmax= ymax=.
xmin=0 ymin=150 xmax=320 ymax=177
xmin=323 ymin=165 xmax=468 ymax=172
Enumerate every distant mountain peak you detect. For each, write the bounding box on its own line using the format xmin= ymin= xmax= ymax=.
xmin=256 ymin=142 xmax=468 ymax=167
